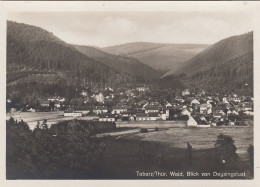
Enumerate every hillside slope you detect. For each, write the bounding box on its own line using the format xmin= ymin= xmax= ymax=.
xmin=171 ymin=32 xmax=253 ymax=95
xmin=7 ymin=21 xmax=142 ymax=88
xmin=102 ymin=42 xmax=209 ymax=72
xmin=73 ymin=45 xmax=162 ymax=81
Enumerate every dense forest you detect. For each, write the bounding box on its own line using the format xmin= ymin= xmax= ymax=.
xmin=170 ymin=32 xmax=253 ymax=95
xmin=7 ymin=21 xmax=145 ymax=88
xmin=6 ymin=118 xmax=116 ymax=179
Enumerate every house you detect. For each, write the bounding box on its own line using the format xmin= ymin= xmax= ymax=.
xmin=227 ymin=110 xmax=232 ymax=115
xmin=92 ymin=93 xmax=104 ymax=103
xmin=187 ymin=116 xmax=198 ymax=127
xmin=129 ymin=115 xmax=135 ymax=121
xmin=197 ymin=90 xmax=206 ymax=96
xmin=111 ymin=106 xmax=129 ymax=114
xmin=147 ymin=113 xmax=162 ymax=121
xmin=191 ymin=99 xmax=200 ymax=105
xmin=81 ymin=90 xmax=88 ymax=96
xmin=136 ymin=113 xmax=149 ymax=121
xmin=136 ymin=113 xmax=161 ymax=121
xmin=40 ymin=100 xmax=50 ymax=107
xmin=231 ymin=110 xmax=239 ymax=115
xmin=48 ymin=96 xmax=65 ymax=103
xmin=230 ymin=97 xmax=241 ymax=103
xmin=175 ymin=97 xmax=185 ymax=103
xmin=10 ymin=108 xmax=17 ymax=112
xmin=136 ymin=87 xmax=148 ymax=92
xmin=228 ymin=93 xmax=241 ymax=103
xmin=213 ymin=112 xmax=225 ymax=119
xmin=105 ymin=87 xmax=114 ymax=92
xmin=166 ymin=102 xmax=173 ymax=108
xmin=64 ymin=111 xmax=82 ymax=117
xmin=182 ymin=89 xmax=190 ymax=96
xmin=161 ymin=113 xmax=167 ymax=120
xmin=76 ymin=110 xmax=90 ymax=115
xmin=28 ymin=108 xmax=36 ymax=112
xmin=182 ymin=108 xmax=191 ymax=117
xmin=144 ymin=105 xmax=159 ymax=113
xmin=222 ymin=97 xmax=229 ymax=103
xmin=125 ymin=90 xmax=136 ymax=97
xmin=243 ymin=104 xmax=252 ymax=111
xmin=53 ymin=100 xmax=61 ymax=109
xmin=199 ymin=104 xmax=212 ymax=114
xmin=98 ymin=114 xmax=115 ymax=122
xmin=193 ymin=116 xmax=210 ymax=127
xmin=207 ymin=99 xmax=214 ymax=105
xmin=244 ymin=111 xmax=253 ymax=116
xmin=93 ymin=106 xmax=108 ymax=114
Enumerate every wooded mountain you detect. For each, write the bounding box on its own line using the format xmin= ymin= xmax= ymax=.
xmin=7 ymin=21 xmax=145 ymax=88
xmin=102 ymin=42 xmax=209 ymax=72
xmin=73 ymin=45 xmax=162 ymax=81
xmin=166 ymin=32 xmax=253 ymax=95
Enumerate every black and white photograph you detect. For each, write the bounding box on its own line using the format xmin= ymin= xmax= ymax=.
xmin=1 ymin=1 xmax=259 ymax=184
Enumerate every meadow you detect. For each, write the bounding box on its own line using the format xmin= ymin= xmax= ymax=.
xmin=92 ymin=126 xmax=253 ymax=179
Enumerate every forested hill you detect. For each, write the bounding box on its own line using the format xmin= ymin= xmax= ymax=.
xmin=73 ymin=45 xmax=162 ymax=81
xmin=169 ymin=32 xmax=253 ymax=95
xmin=7 ymin=21 xmax=143 ymax=88
xmin=102 ymin=42 xmax=209 ymax=72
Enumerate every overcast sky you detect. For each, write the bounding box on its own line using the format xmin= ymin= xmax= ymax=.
xmin=7 ymin=12 xmax=253 ymax=47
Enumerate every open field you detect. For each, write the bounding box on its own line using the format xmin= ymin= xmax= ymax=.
xmin=134 ymin=127 xmax=253 ymax=160
xmin=93 ymin=129 xmax=253 ymax=179
xmin=6 ymin=111 xmax=253 ymax=179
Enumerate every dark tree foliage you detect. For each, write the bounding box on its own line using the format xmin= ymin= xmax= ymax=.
xmin=6 ymin=118 xmax=116 ymax=179
xmin=6 ymin=118 xmax=36 ymax=179
xmin=7 ymin=21 xmax=147 ymax=90
xmin=214 ymin=134 xmax=238 ymax=164
xmin=179 ymin=32 xmax=253 ymax=95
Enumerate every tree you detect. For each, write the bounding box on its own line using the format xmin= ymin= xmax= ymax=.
xmin=6 ymin=118 xmax=36 ymax=179
xmin=214 ymin=134 xmax=238 ymax=164
xmin=6 ymin=118 xmax=109 ymax=179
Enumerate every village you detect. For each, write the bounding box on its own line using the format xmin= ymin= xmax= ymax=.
xmin=7 ymin=86 xmax=254 ymax=128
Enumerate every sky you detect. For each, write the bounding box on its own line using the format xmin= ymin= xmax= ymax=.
xmin=7 ymin=12 xmax=253 ymax=47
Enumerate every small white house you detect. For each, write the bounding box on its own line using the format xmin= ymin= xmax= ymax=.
xmin=222 ymin=97 xmax=229 ymax=103
xmin=244 ymin=111 xmax=254 ymax=116
xmin=161 ymin=113 xmax=167 ymax=121
xmin=136 ymin=87 xmax=148 ymax=92
xmin=81 ymin=90 xmax=88 ymax=96
xmin=182 ymin=89 xmax=190 ymax=96
xmin=98 ymin=114 xmax=115 ymax=122
xmin=93 ymin=106 xmax=108 ymax=114
xmin=182 ymin=109 xmax=191 ymax=117
xmin=191 ymin=99 xmax=200 ymax=105
xmin=166 ymin=102 xmax=173 ymax=108
xmin=111 ymin=106 xmax=128 ymax=114
xmin=92 ymin=93 xmax=104 ymax=103
xmin=187 ymin=116 xmax=198 ymax=127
